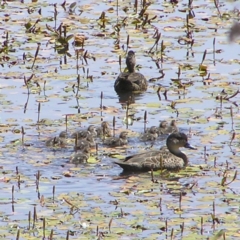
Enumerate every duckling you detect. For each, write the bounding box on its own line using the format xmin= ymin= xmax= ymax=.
xmin=103 ymin=131 xmax=128 ymax=147
xmin=158 ymin=120 xmax=178 ymax=135
xmin=140 ymin=126 xmax=158 ymax=141
xmin=96 ymin=121 xmax=112 ymax=137
xmin=69 ymin=147 xmax=90 ymax=164
xmin=71 ymin=125 xmax=97 ymax=139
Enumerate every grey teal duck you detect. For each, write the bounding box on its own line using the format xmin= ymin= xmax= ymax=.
xmin=114 ymin=132 xmax=196 ymax=172
xmin=114 ymin=51 xmax=148 ymax=93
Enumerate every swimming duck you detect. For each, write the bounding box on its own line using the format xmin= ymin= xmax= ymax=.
xmin=45 ymin=137 xmax=66 ymax=147
xmin=59 ymin=131 xmax=68 ymax=138
xmin=141 ymin=126 xmax=158 ymax=141
xmin=73 ymin=134 xmax=95 ymax=151
xmin=158 ymin=120 xmax=178 ymax=135
xmin=71 ymin=125 xmax=97 ymax=139
xmin=114 ymin=51 xmax=148 ymax=92
xmin=69 ymin=147 xmax=90 ymax=164
xmin=103 ymin=131 xmax=128 ymax=147
xmin=114 ymin=132 xmax=196 ymax=171
xmin=45 ymin=131 xmax=67 ymax=147
xmin=96 ymin=121 xmax=112 ymax=137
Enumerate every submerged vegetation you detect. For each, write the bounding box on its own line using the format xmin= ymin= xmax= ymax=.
xmin=0 ymin=0 xmax=240 ymax=239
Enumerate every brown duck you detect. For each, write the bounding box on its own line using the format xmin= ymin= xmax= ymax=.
xmin=114 ymin=51 xmax=148 ymax=93
xmin=114 ymin=132 xmax=196 ymax=172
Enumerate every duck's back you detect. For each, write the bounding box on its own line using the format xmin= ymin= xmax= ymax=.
xmin=114 ymin=72 xmax=147 ymax=92
xmin=115 ymin=147 xmax=185 ymax=171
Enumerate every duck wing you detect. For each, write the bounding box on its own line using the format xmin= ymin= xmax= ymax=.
xmin=115 ymin=149 xmax=167 ymax=171
xmin=115 ymin=146 xmax=184 ymax=171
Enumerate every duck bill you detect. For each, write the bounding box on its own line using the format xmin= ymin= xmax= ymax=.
xmin=184 ymin=142 xmax=197 ymax=150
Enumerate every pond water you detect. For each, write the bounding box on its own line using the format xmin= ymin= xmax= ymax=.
xmin=0 ymin=0 xmax=240 ymax=239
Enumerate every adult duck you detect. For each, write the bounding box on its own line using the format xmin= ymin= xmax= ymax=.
xmin=114 ymin=51 xmax=148 ymax=93
xmin=114 ymin=132 xmax=196 ymax=171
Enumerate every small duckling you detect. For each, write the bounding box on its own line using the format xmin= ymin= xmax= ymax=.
xmin=73 ymin=135 xmax=95 ymax=151
xmin=141 ymin=126 xmax=158 ymax=141
xmin=45 ymin=137 xmax=66 ymax=147
xmin=69 ymin=147 xmax=90 ymax=164
xmin=59 ymin=131 xmax=68 ymax=138
xmin=71 ymin=125 xmax=97 ymax=139
xmin=45 ymin=131 xmax=67 ymax=147
xmin=167 ymin=120 xmax=179 ymax=133
xmin=103 ymin=131 xmax=128 ymax=147
xmin=158 ymin=120 xmax=178 ymax=135
xmin=158 ymin=120 xmax=169 ymax=135
xmin=96 ymin=121 xmax=112 ymax=137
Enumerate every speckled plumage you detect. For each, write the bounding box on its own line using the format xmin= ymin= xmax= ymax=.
xmin=141 ymin=126 xmax=158 ymax=141
xmin=45 ymin=136 xmax=66 ymax=147
xmin=114 ymin=51 xmax=148 ymax=93
xmin=114 ymin=132 xmax=196 ymax=172
xmin=45 ymin=131 xmax=67 ymax=147
xmin=71 ymin=125 xmax=97 ymax=139
xmin=158 ymin=120 xmax=178 ymax=135
xmin=69 ymin=147 xmax=90 ymax=164
xmin=104 ymin=131 xmax=128 ymax=147
xmin=96 ymin=121 xmax=112 ymax=137
xmin=74 ymin=138 xmax=94 ymax=151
